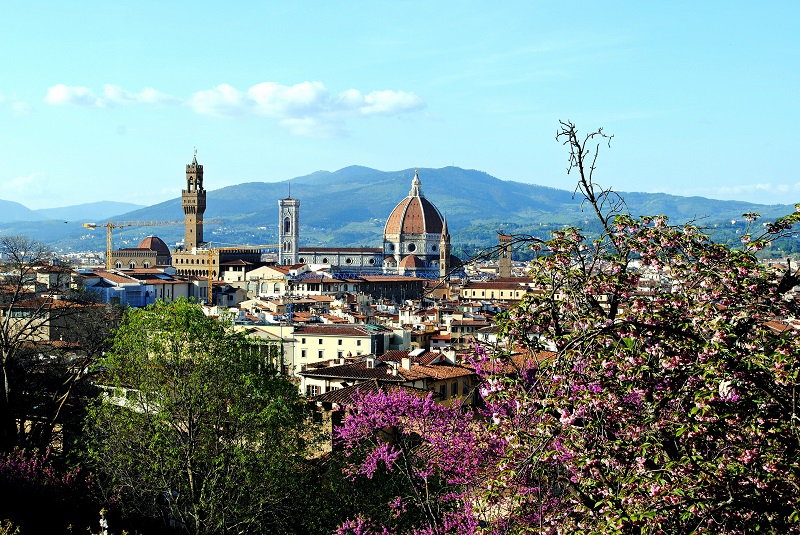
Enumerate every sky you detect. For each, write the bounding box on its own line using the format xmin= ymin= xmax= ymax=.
xmin=1 ymin=2 xmax=799 ymax=209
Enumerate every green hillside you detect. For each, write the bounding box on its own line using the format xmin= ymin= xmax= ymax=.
xmin=1 ymin=166 xmax=797 ymax=255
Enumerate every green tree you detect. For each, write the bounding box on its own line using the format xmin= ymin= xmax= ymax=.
xmin=85 ymin=298 xmax=314 ymax=535
xmin=0 ymin=234 xmax=118 ymax=452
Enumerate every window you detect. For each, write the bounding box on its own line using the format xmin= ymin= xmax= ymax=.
xmin=301 ymin=350 xmax=306 ymax=359
xmin=337 ymin=351 xmax=343 ymax=358
xmin=284 ymin=217 xmax=291 ymax=233
xmin=338 ymin=339 xmax=342 ymax=345
xmin=319 ymin=339 xmax=323 ymax=345
xmin=439 ymin=384 xmax=447 ymax=400
xmin=301 ymin=338 xmax=306 ymax=344
xmin=318 ymin=350 xmax=324 ymax=359
xmin=408 ymin=243 xmax=416 ymax=252
xmin=432 ymin=245 xmax=437 ymax=252
xmin=356 ymin=340 xmax=362 ymax=346
xmin=306 ymin=385 xmax=319 ymax=396
xmin=451 ymin=382 xmax=458 ymax=397
xmin=462 ymin=379 xmax=469 ymax=395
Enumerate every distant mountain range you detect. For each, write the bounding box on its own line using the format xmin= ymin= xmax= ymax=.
xmin=1 ymin=166 xmax=797 ymax=254
xmin=0 ymin=200 xmax=145 ymax=224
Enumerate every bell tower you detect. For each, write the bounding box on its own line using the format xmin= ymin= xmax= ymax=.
xmin=498 ymin=233 xmax=512 ymax=278
xmin=439 ymin=216 xmax=451 ymax=280
xmin=183 ymin=150 xmax=206 ymax=250
xmin=278 ymin=195 xmax=300 ymax=265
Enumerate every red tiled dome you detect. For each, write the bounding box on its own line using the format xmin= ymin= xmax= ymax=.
xmin=137 ymin=236 xmax=170 ymax=255
xmin=399 ymin=254 xmax=424 ymax=268
xmin=384 ymin=170 xmax=443 ymax=236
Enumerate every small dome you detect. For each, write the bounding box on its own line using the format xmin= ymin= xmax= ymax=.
xmin=384 ymin=170 xmax=444 ymax=236
xmin=137 ymin=235 xmax=170 ymax=255
xmin=399 ymin=254 xmax=423 ymax=268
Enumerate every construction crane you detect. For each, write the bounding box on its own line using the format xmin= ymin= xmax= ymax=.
xmin=205 ymin=242 xmax=278 ymax=303
xmin=82 ymin=220 xmax=223 ymax=270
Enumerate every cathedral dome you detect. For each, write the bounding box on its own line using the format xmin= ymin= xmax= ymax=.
xmin=384 ymin=170 xmax=444 ymax=236
xmin=137 ymin=235 xmax=170 ymax=255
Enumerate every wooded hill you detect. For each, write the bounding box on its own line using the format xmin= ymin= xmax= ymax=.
xmin=2 ymin=166 xmax=797 ymax=254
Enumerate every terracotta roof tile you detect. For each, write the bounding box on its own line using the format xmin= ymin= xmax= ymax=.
xmin=311 ymin=379 xmax=437 ymax=405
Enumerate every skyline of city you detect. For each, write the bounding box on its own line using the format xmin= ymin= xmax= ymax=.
xmin=2 ymin=2 xmax=799 ymax=209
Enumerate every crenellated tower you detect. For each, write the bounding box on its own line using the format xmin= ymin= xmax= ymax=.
xmin=182 ymin=150 xmax=206 ymax=250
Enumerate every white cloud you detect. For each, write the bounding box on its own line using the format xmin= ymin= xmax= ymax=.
xmin=188 ymin=84 xmax=248 ymax=117
xmin=190 ymin=81 xmax=425 ymax=137
xmin=44 ymin=84 xmax=178 ymax=108
xmin=42 ymin=81 xmax=425 ymax=137
xmin=103 ymin=84 xmax=178 ymax=105
xmin=45 ymin=84 xmax=103 ymax=107
xmin=247 ymin=81 xmax=330 ymax=117
xmin=360 ymin=90 xmax=424 ymax=116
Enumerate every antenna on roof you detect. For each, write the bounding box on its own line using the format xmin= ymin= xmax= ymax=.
xmin=288 ymin=181 xmax=291 ymax=199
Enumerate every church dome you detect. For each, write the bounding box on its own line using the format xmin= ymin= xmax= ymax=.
xmin=399 ymin=254 xmax=424 ymax=268
xmin=138 ymin=235 xmax=170 ymax=255
xmin=384 ymin=170 xmax=444 ymax=236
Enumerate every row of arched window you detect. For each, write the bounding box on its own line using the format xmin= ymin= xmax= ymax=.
xmin=115 ymin=261 xmax=151 ymax=269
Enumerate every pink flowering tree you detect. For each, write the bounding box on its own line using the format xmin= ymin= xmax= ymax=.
xmin=337 ymin=121 xmax=800 ymax=534
xmin=334 ymin=387 xmax=505 ymax=535
xmin=484 ymin=122 xmax=800 ymax=533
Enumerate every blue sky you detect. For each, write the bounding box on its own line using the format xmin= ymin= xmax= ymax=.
xmin=1 ymin=2 xmax=798 ymax=209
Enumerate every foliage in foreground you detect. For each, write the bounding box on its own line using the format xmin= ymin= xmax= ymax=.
xmin=336 ymin=122 xmax=800 ymax=534
xmin=84 ymin=298 xmax=314 ymax=535
xmin=0 ymin=447 xmax=94 ymax=532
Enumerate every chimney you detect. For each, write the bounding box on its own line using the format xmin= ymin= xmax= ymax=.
xmin=401 ymin=357 xmax=412 ymax=371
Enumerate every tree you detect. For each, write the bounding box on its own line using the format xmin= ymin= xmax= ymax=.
xmin=336 ymin=122 xmax=800 ymax=534
xmin=0 ymin=235 xmax=117 ymax=452
xmin=334 ymin=387 xmax=501 ymax=535
xmin=84 ymin=298 xmax=315 ymax=535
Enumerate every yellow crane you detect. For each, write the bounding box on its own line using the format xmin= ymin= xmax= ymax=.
xmin=82 ymin=220 xmax=222 ymax=270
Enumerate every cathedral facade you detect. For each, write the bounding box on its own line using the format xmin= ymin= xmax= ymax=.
xmin=279 ymin=170 xmax=455 ymax=278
